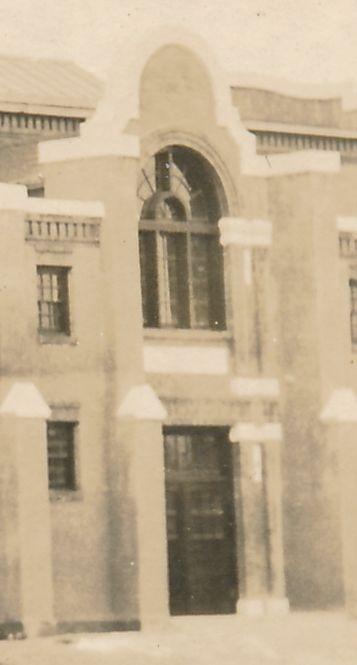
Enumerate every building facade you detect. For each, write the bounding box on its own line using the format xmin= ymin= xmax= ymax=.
xmin=1 ymin=29 xmax=357 ymax=636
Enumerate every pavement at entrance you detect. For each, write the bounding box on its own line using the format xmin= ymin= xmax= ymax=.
xmin=0 ymin=612 xmax=356 ymax=665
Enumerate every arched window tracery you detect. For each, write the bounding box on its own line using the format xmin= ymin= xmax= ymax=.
xmin=138 ymin=146 xmax=226 ymax=330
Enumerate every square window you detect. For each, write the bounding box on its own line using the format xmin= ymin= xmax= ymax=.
xmin=47 ymin=421 xmax=76 ymax=491
xmin=27 ymin=186 xmax=45 ymax=198
xmin=37 ymin=266 xmax=70 ymax=335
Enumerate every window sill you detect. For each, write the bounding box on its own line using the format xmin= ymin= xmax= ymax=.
xmin=143 ymin=327 xmax=232 ymax=343
xmin=38 ymin=334 xmax=78 ymax=346
xmin=50 ymin=489 xmax=83 ymax=503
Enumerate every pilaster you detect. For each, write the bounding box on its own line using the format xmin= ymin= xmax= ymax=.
xmin=230 ymin=420 xmax=288 ymax=616
xmin=0 ymin=382 xmax=54 ymax=637
xmin=116 ymin=384 xmax=169 ymax=629
xmin=320 ymin=389 xmax=357 ymax=616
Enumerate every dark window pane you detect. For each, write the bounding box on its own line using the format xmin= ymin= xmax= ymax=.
xmin=165 ymin=233 xmax=189 ymax=328
xmin=208 ymin=237 xmax=226 ymax=330
xmin=350 ymin=279 xmax=357 ymax=344
xmin=190 ymin=235 xmax=226 ymax=330
xmin=157 ymin=196 xmax=186 ymax=221
xmin=190 ymin=235 xmax=211 ymax=329
xmin=27 ymin=186 xmax=44 ymax=198
xmin=47 ymin=422 xmax=76 ymax=490
xmin=139 ymin=232 xmax=159 ymax=327
xmin=155 ymin=151 xmax=171 ymax=192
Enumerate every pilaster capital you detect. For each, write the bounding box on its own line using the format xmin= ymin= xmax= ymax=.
xmin=117 ymin=383 xmax=167 ymax=421
xmin=337 ymin=216 xmax=357 ymax=234
xmin=0 ymin=382 xmax=51 ymax=419
xmin=219 ymin=217 xmax=272 ymax=248
xmin=320 ymin=388 xmax=357 ymax=423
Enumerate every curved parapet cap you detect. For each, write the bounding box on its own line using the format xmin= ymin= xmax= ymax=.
xmin=320 ymin=388 xmax=357 ymax=423
xmin=117 ymin=384 xmax=167 ymax=421
xmin=0 ymin=382 xmax=51 ymax=419
xmin=39 ymin=25 xmax=249 ymax=164
xmin=39 ymin=26 xmax=340 ymax=176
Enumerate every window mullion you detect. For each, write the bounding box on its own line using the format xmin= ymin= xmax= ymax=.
xmin=156 ymin=230 xmax=172 ymax=327
xmin=186 ymin=227 xmax=195 ymax=328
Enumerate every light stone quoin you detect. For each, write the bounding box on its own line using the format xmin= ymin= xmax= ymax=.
xmin=219 ymin=217 xmax=273 ymax=248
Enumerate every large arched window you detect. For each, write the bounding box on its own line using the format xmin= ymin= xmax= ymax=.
xmin=138 ymin=146 xmax=226 ymax=330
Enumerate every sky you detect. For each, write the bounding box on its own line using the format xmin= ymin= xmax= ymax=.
xmin=0 ymin=0 xmax=357 ymax=87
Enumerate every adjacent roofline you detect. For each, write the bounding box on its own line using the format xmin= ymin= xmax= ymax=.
xmin=245 ymin=120 xmax=357 ymax=140
xmin=0 ymin=53 xmax=103 ymax=118
xmin=0 ymin=100 xmax=95 ymax=118
xmin=229 ymin=71 xmax=355 ymax=104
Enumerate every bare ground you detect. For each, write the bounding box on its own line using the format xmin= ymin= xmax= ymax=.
xmin=0 ymin=612 xmax=356 ymax=665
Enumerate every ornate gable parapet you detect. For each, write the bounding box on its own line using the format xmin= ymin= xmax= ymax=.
xmin=38 ymin=26 xmax=341 ymax=179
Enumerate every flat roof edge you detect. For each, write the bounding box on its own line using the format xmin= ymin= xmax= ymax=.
xmin=0 ymin=100 xmax=95 ymax=118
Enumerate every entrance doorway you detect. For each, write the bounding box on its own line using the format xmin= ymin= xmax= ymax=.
xmin=164 ymin=427 xmax=238 ymax=615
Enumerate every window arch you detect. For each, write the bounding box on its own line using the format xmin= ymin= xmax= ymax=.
xmin=138 ymin=146 xmax=226 ymax=330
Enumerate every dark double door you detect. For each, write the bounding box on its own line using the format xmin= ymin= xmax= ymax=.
xmin=164 ymin=427 xmax=237 ymax=615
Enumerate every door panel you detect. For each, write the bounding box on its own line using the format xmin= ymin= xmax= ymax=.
xmin=164 ymin=428 xmax=237 ymax=615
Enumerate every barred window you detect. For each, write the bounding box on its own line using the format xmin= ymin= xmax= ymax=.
xmin=47 ymin=422 xmax=76 ymax=490
xmin=350 ymin=279 xmax=357 ymax=344
xmin=37 ymin=266 xmax=70 ymax=334
xmin=138 ymin=146 xmax=226 ymax=331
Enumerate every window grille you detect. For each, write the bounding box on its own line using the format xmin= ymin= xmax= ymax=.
xmin=47 ymin=421 xmax=76 ymax=490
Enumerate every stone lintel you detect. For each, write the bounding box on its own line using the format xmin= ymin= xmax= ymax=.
xmin=231 ymin=376 xmax=279 ymax=398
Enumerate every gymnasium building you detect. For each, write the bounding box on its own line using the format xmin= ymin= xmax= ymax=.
xmin=1 ymin=27 xmax=357 ymax=637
